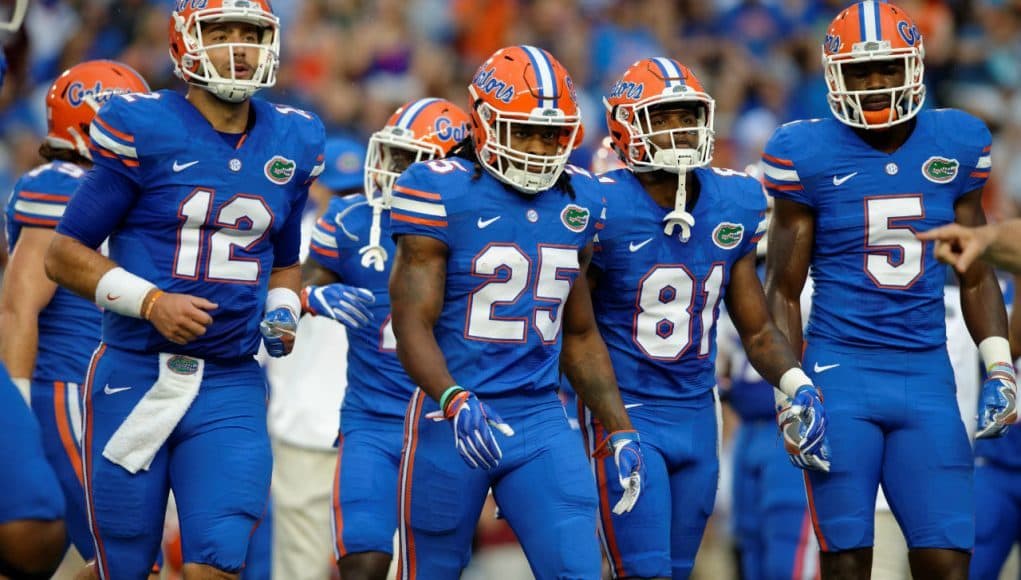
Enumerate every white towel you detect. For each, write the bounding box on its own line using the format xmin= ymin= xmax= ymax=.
xmin=103 ymin=353 xmax=204 ymax=474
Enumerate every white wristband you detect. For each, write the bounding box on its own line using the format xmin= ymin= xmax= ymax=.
xmin=778 ymin=367 xmax=813 ymax=398
xmin=12 ymin=377 xmax=30 ymax=407
xmin=266 ymin=287 xmax=300 ymax=317
xmin=979 ymin=336 xmax=1014 ymax=373
xmin=95 ymin=267 xmax=157 ymax=318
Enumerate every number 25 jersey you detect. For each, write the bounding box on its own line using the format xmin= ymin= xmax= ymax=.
xmin=762 ymin=109 xmax=991 ymax=351
xmin=57 ymin=90 xmax=325 ymax=359
xmin=389 ymin=160 xmax=605 ymax=397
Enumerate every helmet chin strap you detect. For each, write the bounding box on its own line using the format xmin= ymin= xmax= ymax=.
xmin=659 ymin=149 xmax=698 ymax=243
xmin=359 ymin=200 xmax=388 ymax=272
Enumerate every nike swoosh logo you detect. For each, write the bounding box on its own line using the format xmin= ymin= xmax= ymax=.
xmin=813 ymin=363 xmax=840 ymax=373
xmin=624 ymin=403 xmax=644 ymax=410
xmin=477 ymin=216 xmax=501 ymax=229
xmin=103 ymin=384 xmax=132 ymax=395
xmin=629 ymin=238 xmax=653 ymax=252
xmin=173 ymin=160 xmax=199 ymax=173
xmin=106 ymin=293 xmax=120 ymax=301
xmin=832 ymin=172 xmax=857 ymax=186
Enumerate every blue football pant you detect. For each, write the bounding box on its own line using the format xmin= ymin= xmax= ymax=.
xmin=31 ymin=380 xmax=94 ymax=560
xmin=332 ymin=410 xmax=404 ymax=558
xmin=582 ymin=391 xmax=719 ymax=579
xmin=971 ymin=460 xmax=1021 ymax=579
xmin=83 ymin=345 xmax=271 ymax=578
xmin=732 ymin=419 xmax=818 ymax=580
xmin=0 ymin=370 xmax=65 ymax=525
xmin=802 ymin=342 xmax=973 ymax=552
xmin=397 ymin=389 xmax=600 ymax=580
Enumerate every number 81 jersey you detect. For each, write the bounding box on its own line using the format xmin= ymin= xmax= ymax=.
xmin=79 ymin=90 xmax=324 ymax=359
xmin=762 ymin=109 xmax=991 ymax=350
xmin=592 ymin=168 xmax=766 ymax=402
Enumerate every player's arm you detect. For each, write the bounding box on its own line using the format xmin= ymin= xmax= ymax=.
xmin=389 ymin=233 xmax=455 ymax=399
xmin=562 ymin=243 xmax=632 ymax=433
xmin=727 ymin=250 xmax=806 ymax=391
xmin=302 ymin=258 xmax=339 ymax=286
xmin=764 ymin=198 xmax=814 ymax=355
xmin=1011 ymin=274 xmax=1021 ymax=361
xmin=299 ymin=214 xmax=374 ymax=328
xmin=918 ymin=219 xmax=1021 ymax=274
xmin=0 ymin=227 xmax=58 ymax=400
xmin=952 ymin=188 xmax=1016 ymax=438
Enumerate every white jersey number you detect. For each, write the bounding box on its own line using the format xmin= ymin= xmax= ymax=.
xmin=633 ymin=263 xmax=725 ymax=360
xmin=174 ymin=189 xmax=273 ymax=283
xmin=864 ymin=195 xmax=924 ymax=289
xmin=466 ymin=244 xmax=578 ymax=343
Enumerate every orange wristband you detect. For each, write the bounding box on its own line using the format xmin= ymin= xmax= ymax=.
xmin=141 ymin=289 xmax=164 ymax=320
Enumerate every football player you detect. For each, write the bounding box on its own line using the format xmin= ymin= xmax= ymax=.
xmin=43 ymin=0 xmax=325 ymax=577
xmin=589 ymin=57 xmax=828 ymax=579
xmin=0 ymin=58 xmax=149 ymax=570
xmin=387 ymin=45 xmax=644 ymax=579
xmin=301 ymin=98 xmax=470 ymax=580
xmin=763 ymin=2 xmax=1013 ymax=577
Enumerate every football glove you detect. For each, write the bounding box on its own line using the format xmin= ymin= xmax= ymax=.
xmin=259 ymin=307 xmax=297 ymax=358
xmin=301 ymin=284 xmax=375 ymax=328
xmin=976 ymin=363 xmax=1018 ymax=439
xmin=593 ymin=430 xmax=645 ymax=514
xmin=777 ymin=386 xmax=831 ymax=472
xmin=425 ymin=387 xmax=515 ymax=470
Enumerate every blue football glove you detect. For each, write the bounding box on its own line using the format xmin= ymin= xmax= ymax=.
xmin=976 ymin=363 xmax=1018 ymax=439
xmin=301 ymin=284 xmax=375 ymax=328
xmin=777 ymin=385 xmax=831 ymax=472
xmin=425 ymin=387 xmax=515 ymax=469
xmin=594 ymin=430 xmax=645 ymax=514
xmin=259 ymin=307 xmax=297 ymax=358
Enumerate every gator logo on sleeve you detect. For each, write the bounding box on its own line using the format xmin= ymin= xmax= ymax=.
xmin=560 ymin=204 xmax=590 ymax=232
xmin=265 ymin=156 xmax=297 ymax=185
xmin=712 ymin=222 xmax=744 ymax=250
xmin=921 ymin=156 xmax=959 ymax=184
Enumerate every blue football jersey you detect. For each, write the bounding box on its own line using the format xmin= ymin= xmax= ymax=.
xmin=58 ymin=90 xmax=325 ymax=359
xmin=389 ymin=159 xmax=604 ymax=396
xmin=763 ymin=110 xmax=991 ymax=350
xmin=307 ymin=194 xmax=413 ymax=418
xmin=5 ymin=161 xmax=101 ymax=382
xmin=592 ymin=168 xmax=767 ymax=402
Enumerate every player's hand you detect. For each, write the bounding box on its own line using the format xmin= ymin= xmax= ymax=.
xmin=777 ymin=386 xmax=831 ymax=472
xmin=301 ymin=283 xmax=375 ymax=328
xmin=259 ymin=307 xmax=298 ymax=357
xmin=144 ymin=291 xmax=217 ymax=345
xmin=425 ymin=387 xmax=515 ymax=469
xmin=594 ymin=430 xmax=645 ymax=514
xmin=916 ymin=223 xmax=995 ymax=274
xmin=977 ymin=363 xmax=1018 ymax=439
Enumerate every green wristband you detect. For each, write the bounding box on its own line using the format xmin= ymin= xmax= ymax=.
xmin=439 ymin=385 xmax=465 ymax=412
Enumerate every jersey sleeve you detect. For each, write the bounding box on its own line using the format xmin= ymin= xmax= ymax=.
xmin=272 ymin=109 xmax=325 ymax=267
xmin=55 ymin=163 xmax=141 ymax=249
xmin=761 ymin=125 xmax=812 ymax=207
xmin=308 ymin=198 xmax=346 ymax=273
xmin=389 ymin=163 xmax=450 ymax=246
xmin=8 ymin=167 xmax=81 ymax=229
xmin=960 ymin=115 xmax=992 ymax=196
xmin=740 ymin=179 xmax=770 ymax=258
xmin=88 ymin=96 xmax=144 ymax=185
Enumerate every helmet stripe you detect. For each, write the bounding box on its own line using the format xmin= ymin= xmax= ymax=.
xmin=652 ymin=57 xmax=685 ymax=88
xmin=861 ymin=1 xmax=879 ymax=42
xmin=872 ymin=0 xmax=883 ymax=40
xmin=521 ymin=45 xmax=556 ymax=109
xmin=396 ymin=98 xmax=440 ymax=129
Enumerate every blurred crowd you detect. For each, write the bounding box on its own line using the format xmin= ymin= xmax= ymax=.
xmin=2 ymin=0 xmax=1021 ymax=220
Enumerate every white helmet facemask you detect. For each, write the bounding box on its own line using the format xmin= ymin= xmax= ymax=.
xmin=172 ymin=3 xmax=279 ymax=103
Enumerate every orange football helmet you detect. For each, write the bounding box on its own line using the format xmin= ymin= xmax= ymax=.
xmin=45 ymin=60 xmax=150 ymax=160
xmin=604 ymin=57 xmax=715 ymax=174
xmin=169 ymin=0 xmax=279 ymax=103
xmin=467 ymin=45 xmax=583 ymax=194
xmin=365 ymin=97 xmax=471 ymax=208
xmin=0 ymin=0 xmax=28 ymax=32
xmin=823 ymin=1 xmax=925 ymax=129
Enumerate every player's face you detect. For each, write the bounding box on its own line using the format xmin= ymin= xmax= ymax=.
xmin=502 ymin=123 xmax=568 ymax=170
xmin=641 ymin=104 xmax=700 ymax=149
xmin=202 ymin=21 xmax=262 ymax=81
xmin=385 ymin=145 xmax=418 ymax=174
xmin=842 ymin=60 xmax=906 ymax=110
